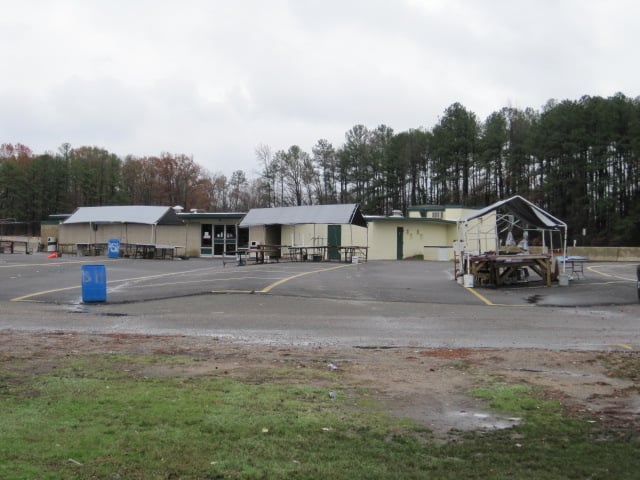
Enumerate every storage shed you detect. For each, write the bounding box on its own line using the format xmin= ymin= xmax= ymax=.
xmin=239 ymin=204 xmax=368 ymax=261
xmin=58 ymin=206 xmax=185 ymax=257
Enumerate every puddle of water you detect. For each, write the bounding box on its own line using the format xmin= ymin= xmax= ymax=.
xmin=447 ymin=410 xmax=522 ymax=431
xmin=526 ymin=294 xmax=543 ymax=304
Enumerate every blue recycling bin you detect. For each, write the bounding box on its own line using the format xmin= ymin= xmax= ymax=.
xmin=81 ymin=264 xmax=107 ymax=303
xmin=108 ymin=238 xmax=121 ymax=259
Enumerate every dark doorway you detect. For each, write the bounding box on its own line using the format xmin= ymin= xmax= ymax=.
xmin=328 ymin=224 xmax=341 ymax=260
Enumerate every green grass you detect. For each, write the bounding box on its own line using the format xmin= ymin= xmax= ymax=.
xmin=597 ymin=352 xmax=640 ymax=381
xmin=1 ymin=354 xmax=639 ymax=479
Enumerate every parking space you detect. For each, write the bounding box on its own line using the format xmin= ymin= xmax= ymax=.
xmin=1 ymin=255 xmax=323 ymax=304
xmin=2 ymin=254 xmax=639 ymax=351
xmin=1 ymin=254 xmax=638 ymax=307
xmin=1 ymin=256 xmax=476 ymax=305
xmin=470 ymin=262 xmax=639 ymax=307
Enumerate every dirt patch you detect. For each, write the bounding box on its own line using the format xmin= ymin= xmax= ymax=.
xmin=1 ymin=331 xmax=638 ymax=440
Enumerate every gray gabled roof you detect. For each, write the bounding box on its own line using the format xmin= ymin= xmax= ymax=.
xmin=63 ymin=206 xmax=183 ymax=226
xmin=239 ymin=204 xmax=367 ymax=228
xmin=459 ymin=195 xmax=566 ymax=229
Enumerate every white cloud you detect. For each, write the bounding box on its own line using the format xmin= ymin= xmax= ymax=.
xmin=1 ymin=0 xmax=638 ymax=175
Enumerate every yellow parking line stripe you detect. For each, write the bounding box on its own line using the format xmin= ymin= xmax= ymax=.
xmin=465 ymin=287 xmax=494 ymax=305
xmin=259 ymin=264 xmax=351 ymax=293
xmin=463 ymin=286 xmax=532 ymax=307
xmin=10 ymin=267 xmax=222 ymax=302
xmin=11 ymin=285 xmax=80 ymax=302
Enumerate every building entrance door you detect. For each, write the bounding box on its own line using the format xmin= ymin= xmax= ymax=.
xmin=328 ymin=224 xmax=341 ymax=260
xmin=200 ymin=224 xmax=237 ymax=256
xmin=201 ymin=224 xmax=213 ymax=256
xmin=396 ymin=227 xmax=404 ymax=260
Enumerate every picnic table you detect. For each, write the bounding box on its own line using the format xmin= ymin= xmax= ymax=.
xmin=338 ymin=245 xmax=368 ymax=263
xmin=76 ymin=242 xmax=106 ymax=256
xmin=285 ymin=245 xmax=368 ymax=263
xmin=72 ymin=242 xmax=182 ymax=259
xmin=286 ymin=245 xmax=327 ymax=262
xmin=236 ymin=245 xmax=282 ymax=264
xmin=125 ymin=243 xmax=182 ymax=259
xmin=0 ymin=239 xmax=30 ymax=254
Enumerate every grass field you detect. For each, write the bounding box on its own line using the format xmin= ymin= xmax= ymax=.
xmin=1 ymin=350 xmax=639 ymax=479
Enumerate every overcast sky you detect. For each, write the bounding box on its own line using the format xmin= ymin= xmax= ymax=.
xmin=1 ymin=0 xmax=638 ymax=177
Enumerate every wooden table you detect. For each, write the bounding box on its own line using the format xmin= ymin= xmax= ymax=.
xmin=468 ymin=253 xmax=553 ymax=287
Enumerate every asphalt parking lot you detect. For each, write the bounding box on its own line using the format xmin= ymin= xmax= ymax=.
xmin=1 ymin=253 xmax=638 ymax=350
xmin=1 ymin=253 xmax=637 ymax=307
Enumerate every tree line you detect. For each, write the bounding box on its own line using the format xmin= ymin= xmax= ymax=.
xmin=0 ymin=144 xmax=261 ymax=222
xmin=1 ymin=93 xmax=639 ymax=245
xmin=258 ymin=94 xmax=640 ymax=246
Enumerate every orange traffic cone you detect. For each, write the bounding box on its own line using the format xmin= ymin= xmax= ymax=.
xmin=47 ymin=252 xmax=58 ymax=259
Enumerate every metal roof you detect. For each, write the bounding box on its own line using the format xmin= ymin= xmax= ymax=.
xmin=178 ymin=212 xmax=246 ymax=221
xmin=239 ymin=204 xmax=367 ymax=228
xmin=365 ymin=215 xmax=455 ymax=225
xmin=63 ymin=206 xmax=183 ymax=225
xmin=458 ymin=195 xmax=566 ymax=230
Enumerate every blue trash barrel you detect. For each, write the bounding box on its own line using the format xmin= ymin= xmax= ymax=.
xmin=81 ymin=264 xmax=107 ymax=303
xmin=108 ymin=238 xmax=121 ymax=259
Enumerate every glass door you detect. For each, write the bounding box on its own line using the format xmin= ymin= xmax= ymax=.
xmin=201 ymin=224 xmax=238 ymax=256
xmin=201 ymin=224 xmax=213 ymax=256
xmin=213 ymin=225 xmax=238 ymax=256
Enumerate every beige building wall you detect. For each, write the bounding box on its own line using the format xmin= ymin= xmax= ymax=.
xmin=443 ymin=207 xmax=474 ymax=221
xmin=58 ymin=224 xmax=187 ymax=252
xmin=366 ymin=220 xmax=456 ymax=260
xmin=183 ymin=223 xmax=201 ymax=257
xmin=58 ymin=223 xmax=97 ymax=246
xmin=421 ymin=224 xmax=452 ymax=260
xmin=247 ymin=225 xmax=280 ymax=246
xmin=346 ymin=224 xmax=368 ymax=246
xmin=407 ymin=206 xmax=477 ymax=222
xmin=277 ymin=224 xmax=367 ymax=246
xmin=366 ymin=222 xmax=398 ymax=259
xmin=248 ymin=225 xmax=266 ymax=245
xmin=281 ymin=224 xmax=327 ymax=246
xmin=154 ymin=225 xmax=188 ymax=247
xmin=40 ymin=224 xmax=60 ymax=245
xmin=258 ymin=217 xmax=456 ymax=260
xmin=458 ymin=211 xmax=498 ymax=254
